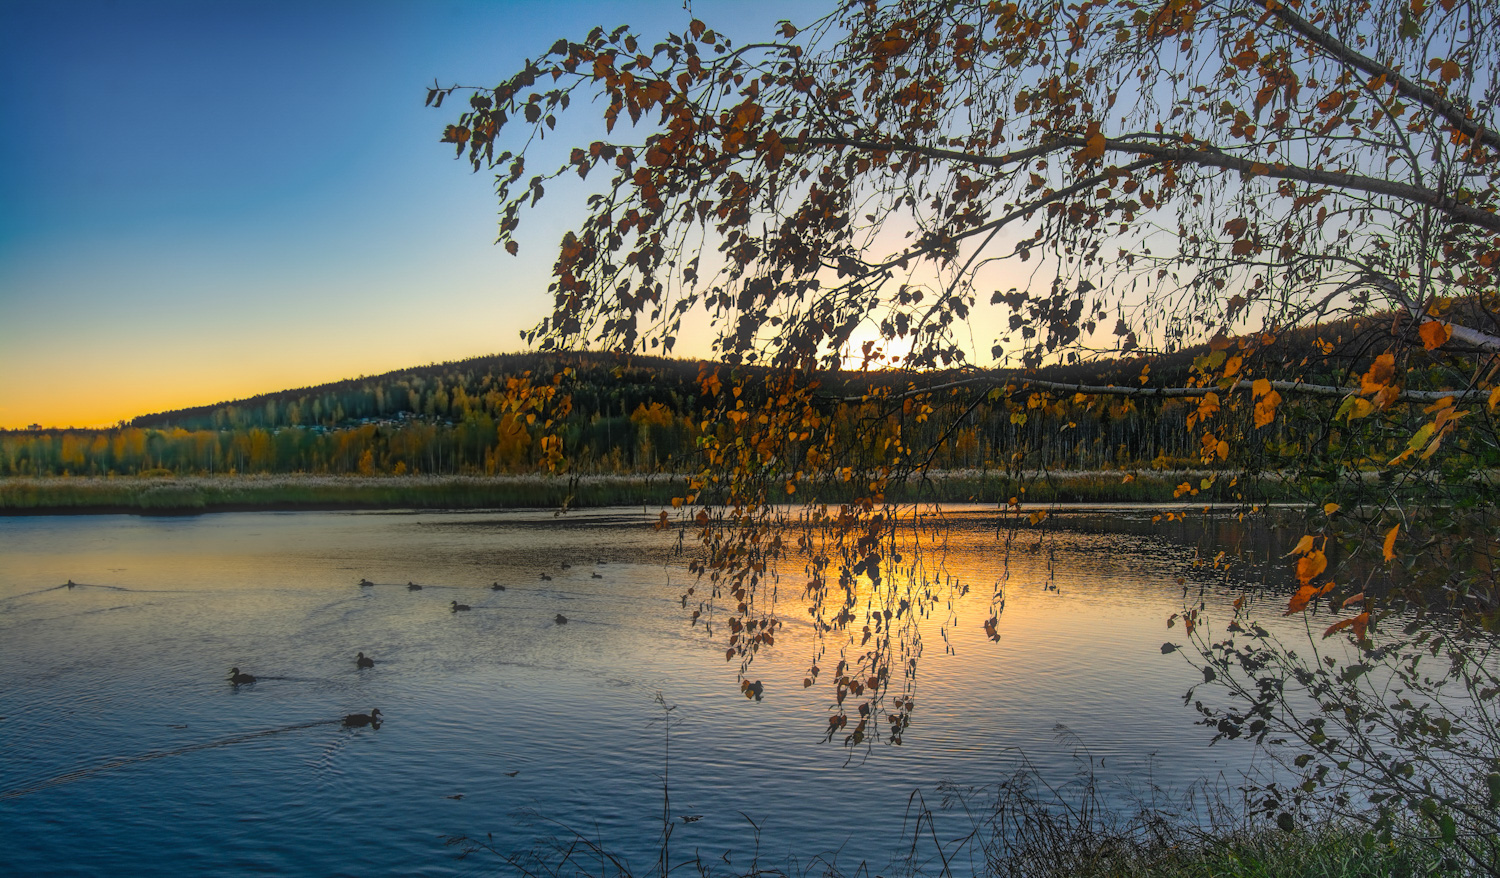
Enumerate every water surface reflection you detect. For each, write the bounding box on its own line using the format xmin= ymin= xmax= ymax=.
xmin=1 ymin=508 xmax=1284 ymax=876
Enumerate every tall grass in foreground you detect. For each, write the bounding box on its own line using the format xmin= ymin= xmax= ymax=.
xmin=446 ymin=751 xmax=1464 ymax=878
xmin=964 ymin=766 xmax=1455 ymax=878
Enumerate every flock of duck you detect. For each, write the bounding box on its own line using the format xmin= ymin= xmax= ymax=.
xmin=225 ymin=561 xmax=605 ymax=727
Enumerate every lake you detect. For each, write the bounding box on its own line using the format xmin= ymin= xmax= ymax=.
xmin=0 ymin=506 xmax=1284 ymax=876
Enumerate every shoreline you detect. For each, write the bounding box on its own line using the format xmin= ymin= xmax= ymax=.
xmin=0 ymin=470 xmax=1266 ymax=515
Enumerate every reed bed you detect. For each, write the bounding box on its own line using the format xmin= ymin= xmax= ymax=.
xmin=0 ymin=468 xmax=1299 ymax=513
xmin=0 ymin=474 xmax=684 ymax=513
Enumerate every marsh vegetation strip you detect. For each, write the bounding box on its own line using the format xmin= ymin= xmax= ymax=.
xmin=0 ymin=470 xmax=1296 ymax=513
xmin=0 ymin=508 xmax=1286 ymax=876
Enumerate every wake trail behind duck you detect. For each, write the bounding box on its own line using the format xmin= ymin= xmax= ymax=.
xmin=0 ymin=717 xmax=345 ymax=800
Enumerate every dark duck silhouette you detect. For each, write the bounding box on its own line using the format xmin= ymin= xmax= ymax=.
xmin=591 ymin=572 xmax=603 ymax=579
xmin=228 ymin=667 xmax=256 ymax=685
xmin=554 ymin=614 xmax=569 ymax=625
xmin=358 ymin=578 xmax=374 ymax=587
xmin=490 ymin=582 xmax=505 ymax=591
xmin=539 ymin=573 xmax=552 ymax=581
xmin=407 ymin=581 xmax=422 ymax=591
xmin=343 ymin=708 xmax=382 ymax=728
xmin=451 ymin=601 xmax=471 ymax=612
xmin=355 ymin=652 xmax=375 ymax=669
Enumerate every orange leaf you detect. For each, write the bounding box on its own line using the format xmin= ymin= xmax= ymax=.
xmin=1360 ymin=353 xmax=1396 ymax=395
xmin=1285 ymin=583 xmax=1319 ymax=614
xmin=1285 ymin=535 xmax=1315 ymax=557
xmin=1296 ymin=550 xmax=1327 ymax=585
xmin=1077 ymin=120 xmax=1106 ymax=161
xmin=1323 ymin=617 xmax=1355 ymax=638
xmin=1254 ymin=388 xmax=1281 ymax=429
xmin=1418 ymin=320 xmax=1452 ymax=350
xmin=1382 ymin=524 xmax=1400 ymax=561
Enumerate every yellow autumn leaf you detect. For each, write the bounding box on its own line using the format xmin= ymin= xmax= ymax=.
xmin=1490 ymin=386 xmax=1500 ymax=411
xmin=1382 ymin=524 xmax=1400 ymax=561
xmin=1323 ymin=503 xmax=1340 ymax=515
xmin=1285 ymin=534 xmax=1316 ymax=556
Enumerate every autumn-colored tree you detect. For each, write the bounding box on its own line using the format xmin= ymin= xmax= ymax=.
xmin=435 ymin=0 xmax=1500 ymax=863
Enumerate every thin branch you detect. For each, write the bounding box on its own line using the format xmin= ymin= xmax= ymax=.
xmin=1263 ymin=0 xmax=1500 ymax=153
xmin=845 ymin=375 xmax=1493 ymax=404
xmin=790 ymin=133 xmax=1500 ymax=234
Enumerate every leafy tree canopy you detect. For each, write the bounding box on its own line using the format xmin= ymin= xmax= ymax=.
xmin=435 ymin=0 xmax=1500 ymax=866
xmin=435 ymin=0 xmax=1498 ymax=374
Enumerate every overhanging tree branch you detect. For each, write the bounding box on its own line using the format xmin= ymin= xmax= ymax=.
xmin=1263 ymin=0 xmax=1500 ymax=153
xmin=849 ymin=376 xmax=1494 ymax=404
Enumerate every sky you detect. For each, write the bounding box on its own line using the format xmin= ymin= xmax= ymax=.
xmin=0 ymin=0 xmax=810 ymax=429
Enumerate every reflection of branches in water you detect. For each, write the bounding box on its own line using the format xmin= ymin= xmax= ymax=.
xmin=0 ymin=718 xmax=345 ymax=800
xmin=680 ymin=496 xmax=1018 ymax=752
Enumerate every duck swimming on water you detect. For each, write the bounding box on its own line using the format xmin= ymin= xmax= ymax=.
xmin=555 ymin=614 xmax=569 ymax=625
xmin=343 ymin=708 xmax=381 ymax=728
xmin=359 ymin=578 xmax=374 ymax=587
xmin=228 ymin=668 xmax=256 ymax=685
xmin=490 ymin=582 xmax=505 ymax=591
xmin=539 ymin=573 xmax=552 ymax=581
xmin=451 ymin=601 xmax=471 ymax=612
xmin=356 ymin=652 xmax=375 ymax=669
xmin=407 ymin=582 xmax=422 ymax=591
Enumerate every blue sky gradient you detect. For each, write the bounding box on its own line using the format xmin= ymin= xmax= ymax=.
xmin=0 ymin=0 xmax=805 ymax=427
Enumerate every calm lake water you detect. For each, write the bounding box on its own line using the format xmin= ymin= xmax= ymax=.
xmin=0 ymin=507 xmax=1285 ymax=876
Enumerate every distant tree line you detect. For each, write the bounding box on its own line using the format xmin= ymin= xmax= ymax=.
xmin=3 ymin=334 xmax=1474 ymax=480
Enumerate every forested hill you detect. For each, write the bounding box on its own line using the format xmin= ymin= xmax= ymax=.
xmin=1 ymin=314 xmax=1409 ymax=478
xmin=128 ymin=309 xmax=1389 ymax=433
xmin=128 ymin=351 xmax=707 ymax=432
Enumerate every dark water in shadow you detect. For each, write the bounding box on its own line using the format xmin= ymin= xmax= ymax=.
xmin=0 ymin=507 xmax=1289 ymax=876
